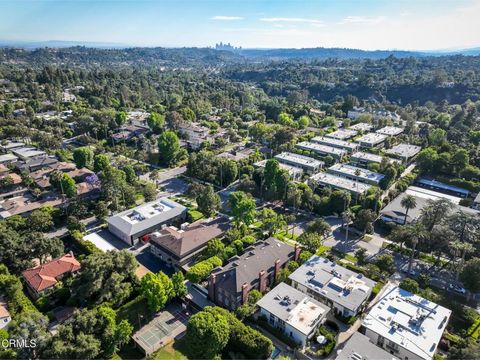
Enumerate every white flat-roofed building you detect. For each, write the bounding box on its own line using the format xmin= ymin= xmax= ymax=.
xmin=274 ymin=152 xmax=324 ymax=174
xmin=355 ymin=133 xmax=388 ymax=148
xmin=289 ymin=256 xmax=375 ymax=317
xmin=254 ymin=159 xmax=303 ymax=180
xmin=380 ymin=186 xmax=479 ymax=225
xmin=296 ymin=141 xmax=347 ymax=160
xmin=256 ymin=282 xmax=330 ymax=348
xmin=107 ymin=198 xmax=187 ymax=246
xmin=348 ymin=107 xmax=403 ymax=125
xmin=328 ymin=163 xmax=384 ymax=186
xmin=362 ymin=283 xmax=451 ymax=360
xmin=0 ymin=153 xmax=18 ymax=164
xmin=310 ymin=137 xmax=358 ymax=153
xmin=325 ymin=129 xmax=358 ymax=140
xmin=310 ymin=172 xmax=372 ymax=196
xmin=349 ymin=123 xmax=373 ymax=132
xmin=178 ymin=122 xmax=214 ymax=149
xmin=473 ymin=192 xmax=480 ymax=210
xmin=12 ymin=147 xmax=47 ymax=160
xmin=376 ymin=126 xmax=404 ymax=137
xmin=0 ymin=141 xmax=25 ymax=152
xmin=386 ymin=144 xmax=422 ymax=163
xmin=350 ymin=151 xmax=384 ymax=167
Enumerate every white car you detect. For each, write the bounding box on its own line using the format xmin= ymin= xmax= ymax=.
xmin=449 ymin=284 xmax=466 ymax=294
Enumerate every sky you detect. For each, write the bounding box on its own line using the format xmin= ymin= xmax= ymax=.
xmin=0 ymin=0 xmax=479 ymax=50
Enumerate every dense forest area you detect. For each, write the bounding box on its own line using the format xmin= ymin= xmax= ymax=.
xmin=2 ymin=47 xmax=479 ymax=105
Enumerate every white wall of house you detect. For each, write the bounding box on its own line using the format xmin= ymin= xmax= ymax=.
xmin=363 ymin=328 xmax=426 ymax=360
xmin=259 ymin=308 xmax=309 ymax=347
xmin=291 ymin=281 xmax=359 ymax=317
xmin=0 ymin=316 xmax=11 ymax=330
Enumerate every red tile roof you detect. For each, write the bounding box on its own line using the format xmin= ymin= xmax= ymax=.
xmin=22 ymin=253 xmax=81 ymax=293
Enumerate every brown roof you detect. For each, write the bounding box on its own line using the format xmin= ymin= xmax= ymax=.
xmin=0 ymin=173 xmax=22 ymax=185
xmin=67 ymin=167 xmax=94 ymax=179
xmin=50 ymin=162 xmax=77 ymax=172
xmin=0 ymin=164 xmax=9 ymax=175
xmin=150 ymin=217 xmax=231 ymax=258
xmin=30 ymin=168 xmax=53 ymax=180
xmin=36 ymin=177 xmax=51 ymax=189
xmin=22 ymin=253 xmax=81 ymax=293
xmin=0 ymin=302 xmax=10 ymax=318
xmin=76 ymin=182 xmax=100 ymax=196
xmin=0 ymin=194 xmax=64 ymax=217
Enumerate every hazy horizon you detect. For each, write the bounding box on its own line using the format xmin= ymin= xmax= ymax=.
xmin=1 ymin=0 xmax=480 ymax=51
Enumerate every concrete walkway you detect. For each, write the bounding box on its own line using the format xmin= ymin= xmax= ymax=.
xmin=335 ymin=282 xmax=390 ymax=348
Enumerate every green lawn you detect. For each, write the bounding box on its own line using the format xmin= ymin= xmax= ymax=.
xmin=275 ymin=230 xmax=299 ymax=243
xmin=116 ymin=296 xmax=153 ymax=332
xmin=343 ymin=253 xmax=358 ymax=264
xmin=150 ymin=340 xmax=188 ymax=360
xmin=316 ymin=245 xmax=331 ymax=256
xmin=187 ymin=209 xmax=204 ymax=222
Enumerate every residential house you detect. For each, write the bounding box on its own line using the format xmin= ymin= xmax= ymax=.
xmin=355 ymin=133 xmax=388 ymax=149
xmin=296 ymin=142 xmax=347 ymax=161
xmin=208 ymin=238 xmax=299 ymax=310
xmin=107 ymin=198 xmax=187 ymax=246
xmin=380 ymin=186 xmax=479 ymax=225
xmin=386 ymin=144 xmax=421 ymax=164
xmin=310 ymin=136 xmax=358 ymax=153
xmin=254 ymin=159 xmax=303 ymax=181
xmin=376 ymin=126 xmax=404 ymax=137
xmin=309 ymin=172 xmax=372 ymax=196
xmin=289 ymin=256 xmax=376 ymax=317
xmin=22 ymin=253 xmax=81 ymax=299
xmin=325 ymin=129 xmax=358 ymax=141
xmin=178 ymin=122 xmax=215 ymax=149
xmin=361 ymin=283 xmax=451 ymax=360
xmin=150 ymin=216 xmax=231 ymax=270
xmin=256 ymin=282 xmax=330 ymax=348
xmin=327 ymin=163 xmax=384 ymax=186
xmin=0 ymin=301 xmax=11 ymax=330
xmin=334 ymin=332 xmax=396 ymax=360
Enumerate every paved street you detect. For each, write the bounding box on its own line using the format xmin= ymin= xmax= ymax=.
xmin=46 ymin=216 xmax=98 ymax=239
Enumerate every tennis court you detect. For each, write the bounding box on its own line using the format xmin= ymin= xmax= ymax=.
xmin=133 ymin=305 xmax=189 ymax=356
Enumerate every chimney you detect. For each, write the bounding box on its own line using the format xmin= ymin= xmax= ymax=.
xmin=259 ymin=270 xmax=267 ymax=293
xmin=241 ymin=283 xmax=249 ymax=305
xmin=294 ymin=243 xmax=301 ymax=262
xmin=274 ymin=259 xmax=281 ymax=279
xmin=208 ymin=273 xmax=216 ymax=301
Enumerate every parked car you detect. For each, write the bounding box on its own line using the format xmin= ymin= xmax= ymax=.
xmin=448 ymin=284 xmax=466 ymax=294
xmin=401 ymin=267 xmax=417 ymax=277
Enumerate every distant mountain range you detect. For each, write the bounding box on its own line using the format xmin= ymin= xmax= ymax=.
xmin=0 ymin=40 xmax=129 ymax=49
xmin=0 ymin=40 xmax=479 ymax=59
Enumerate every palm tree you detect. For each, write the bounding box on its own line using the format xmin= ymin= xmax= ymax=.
xmin=449 ymin=241 xmax=475 ymax=280
xmin=354 ymin=169 xmax=361 ymax=201
xmin=400 ymin=194 xmax=417 ymax=225
xmin=406 ymin=223 xmax=427 ymax=275
xmin=342 ymin=210 xmax=355 ymax=241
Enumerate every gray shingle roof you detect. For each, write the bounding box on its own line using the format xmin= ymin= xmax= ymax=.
xmin=334 ymin=332 xmax=395 ymax=360
xmin=214 ymin=237 xmax=295 ymax=293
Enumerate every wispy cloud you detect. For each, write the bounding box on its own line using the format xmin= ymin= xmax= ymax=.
xmin=210 ymin=16 xmax=244 ymax=21
xmin=259 ymin=17 xmax=324 ymax=25
xmin=339 ymin=16 xmax=387 ymax=25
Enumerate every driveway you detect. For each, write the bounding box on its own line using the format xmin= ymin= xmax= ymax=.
xmin=324 ymin=227 xmax=384 ymax=256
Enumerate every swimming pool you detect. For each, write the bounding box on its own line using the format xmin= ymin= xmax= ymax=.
xmin=271 ymin=346 xmax=281 ymax=359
